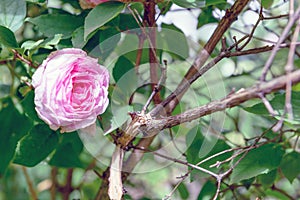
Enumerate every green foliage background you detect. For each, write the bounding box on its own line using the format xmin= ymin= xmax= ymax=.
xmin=0 ymin=0 xmax=300 ymax=199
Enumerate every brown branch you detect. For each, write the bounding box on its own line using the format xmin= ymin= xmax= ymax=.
xmin=61 ymin=169 xmax=74 ymax=200
xmin=50 ymin=167 xmax=58 ymax=200
xmin=121 ymin=44 xmax=287 ymax=183
xmin=151 ymin=0 xmax=251 ymax=115
xmin=143 ymin=0 xmax=161 ymax=104
xmin=22 ymin=166 xmax=38 ymax=200
xmin=160 ymin=69 xmax=300 ymax=129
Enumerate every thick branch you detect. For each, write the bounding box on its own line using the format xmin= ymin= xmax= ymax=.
xmin=155 ymin=69 xmax=300 ymax=130
xmin=143 ymin=0 xmax=161 ymax=104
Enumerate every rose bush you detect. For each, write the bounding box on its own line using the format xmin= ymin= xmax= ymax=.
xmin=32 ymin=48 xmax=109 ymax=133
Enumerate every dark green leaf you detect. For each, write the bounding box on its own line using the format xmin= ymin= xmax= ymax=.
xmin=13 ymin=124 xmax=58 ymax=167
xmin=280 ymin=151 xmax=300 ymax=183
xmin=261 ymin=0 xmax=274 ymax=9
xmin=230 ymin=144 xmax=284 ymax=184
xmin=158 ymin=1 xmax=173 ymax=16
xmin=206 ymin=0 xmax=226 ymax=6
xmin=257 ymin=169 xmax=277 ymax=187
xmin=0 ymin=0 xmax=26 ymax=31
xmin=197 ymin=7 xmax=219 ymax=28
xmin=20 ymin=90 xmax=42 ymax=122
xmin=0 ymin=97 xmax=33 ymax=176
xmin=0 ymin=25 xmax=19 ymax=48
xmin=197 ymin=180 xmax=217 ymax=200
xmin=119 ymin=14 xmax=140 ymax=31
xmin=28 ymin=14 xmax=84 ymax=38
xmin=49 ymin=132 xmax=83 ymax=168
xmin=177 ymin=182 xmax=189 ymax=199
xmin=113 ymin=56 xmax=135 ymax=82
xmin=84 ymin=1 xmax=124 ymax=40
xmin=26 ymin=0 xmax=46 ymax=3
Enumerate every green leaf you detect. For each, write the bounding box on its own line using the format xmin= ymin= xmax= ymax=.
xmin=0 ymin=0 xmax=26 ymax=31
xmin=49 ymin=132 xmax=83 ymax=168
xmin=257 ymin=169 xmax=277 ymax=187
xmin=177 ymin=182 xmax=189 ymax=199
xmin=28 ymin=14 xmax=84 ymax=39
xmin=71 ymin=27 xmax=86 ymax=49
xmin=261 ymin=0 xmax=274 ymax=9
xmin=26 ymin=0 xmax=46 ymax=3
xmin=230 ymin=144 xmax=284 ymax=184
xmin=0 ymin=97 xmax=33 ymax=176
xmin=113 ymin=56 xmax=135 ymax=82
xmin=118 ymin=14 xmax=140 ymax=31
xmin=244 ymin=92 xmax=300 ymax=120
xmin=101 ymin=104 xmax=133 ymax=135
xmin=84 ymin=1 xmax=124 ymax=40
xmin=197 ymin=180 xmax=217 ymax=200
xmin=280 ymin=151 xmax=300 ymax=183
xmin=186 ymin=127 xmax=232 ymax=180
xmin=0 ymin=25 xmax=18 ymax=48
xmin=205 ymin=0 xmax=226 ymax=6
xmin=21 ymin=34 xmax=62 ymax=57
xmin=295 ymin=59 xmax=300 ymax=68
xmin=97 ymin=26 xmax=121 ymax=60
xmin=160 ymin=24 xmax=189 ymax=60
xmin=197 ymin=7 xmax=219 ymax=28
xmin=20 ymin=90 xmax=42 ymax=122
xmin=13 ymin=124 xmax=58 ymax=167
xmin=172 ymin=0 xmax=205 ymax=8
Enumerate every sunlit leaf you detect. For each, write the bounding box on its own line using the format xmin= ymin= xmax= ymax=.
xmin=230 ymin=144 xmax=284 ymax=184
xmin=84 ymin=1 xmax=124 ymax=40
xmin=0 ymin=0 xmax=26 ymax=31
xmin=28 ymin=14 xmax=84 ymax=39
xmin=172 ymin=0 xmax=205 ymax=8
xmin=261 ymin=0 xmax=274 ymax=9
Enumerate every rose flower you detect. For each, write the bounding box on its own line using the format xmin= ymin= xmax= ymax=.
xmin=32 ymin=48 xmax=109 ymax=133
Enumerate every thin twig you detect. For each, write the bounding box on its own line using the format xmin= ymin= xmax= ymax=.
xmin=142 ymin=60 xmax=167 ymax=113
xmin=258 ymin=93 xmax=277 ymax=116
xmin=260 ymin=6 xmax=300 ymax=82
xmin=22 ymin=166 xmax=38 ymax=200
xmin=238 ymin=6 xmax=263 ymax=50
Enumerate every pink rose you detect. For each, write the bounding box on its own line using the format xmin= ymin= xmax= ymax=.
xmin=79 ymin=0 xmax=110 ymax=9
xmin=32 ymin=48 xmax=109 ymax=133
